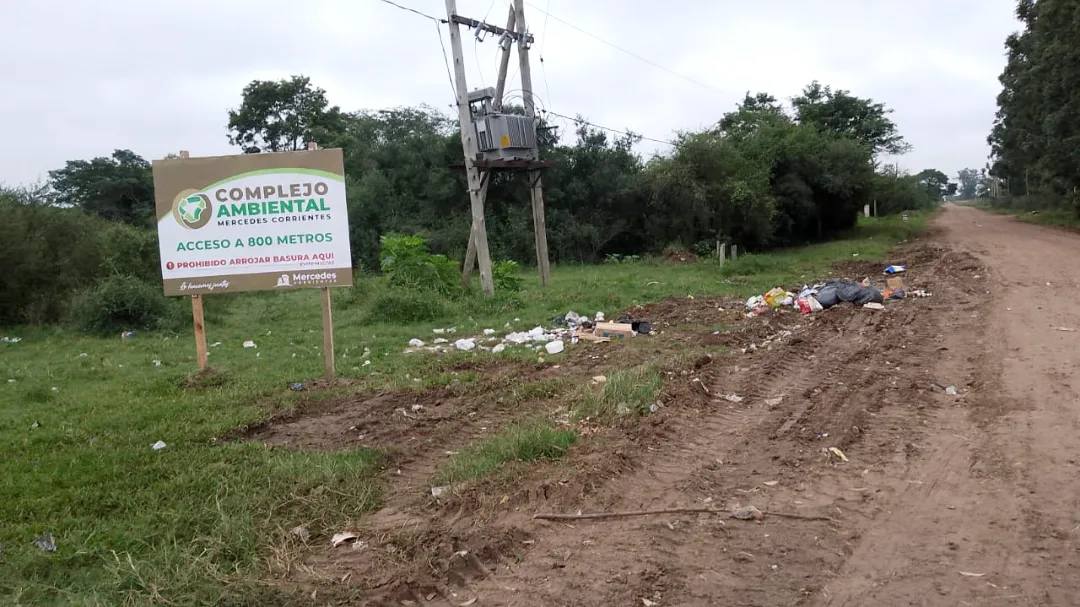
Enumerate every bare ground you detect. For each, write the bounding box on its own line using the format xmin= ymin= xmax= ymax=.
xmin=246 ymin=205 xmax=1080 ymax=605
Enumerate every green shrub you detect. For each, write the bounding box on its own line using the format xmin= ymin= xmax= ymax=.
xmin=99 ymin=222 xmax=161 ymax=282
xmin=492 ymin=260 xmax=523 ymax=292
xmin=69 ymin=275 xmax=180 ymax=334
xmin=364 ymin=289 xmax=448 ymax=324
xmin=379 ymin=233 xmax=461 ymax=296
xmin=0 ymin=193 xmax=106 ymax=324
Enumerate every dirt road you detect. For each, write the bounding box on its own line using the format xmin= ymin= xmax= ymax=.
xmin=271 ymin=205 xmax=1080 ymax=605
xmin=467 ymin=205 xmax=1080 ymax=606
xmin=820 ymin=205 xmax=1080 ymax=606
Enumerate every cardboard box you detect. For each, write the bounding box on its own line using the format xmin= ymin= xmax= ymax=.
xmin=575 ymin=330 xmax=611 ymax=343
xmin=594 ymin=322 xmax=635 ymax=339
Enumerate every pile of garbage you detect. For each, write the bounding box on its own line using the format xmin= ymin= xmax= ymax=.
xmin=405 ymin=310 xmax=651 ymax=356
xmin=746 ymin=264 xmax=929 ymax=317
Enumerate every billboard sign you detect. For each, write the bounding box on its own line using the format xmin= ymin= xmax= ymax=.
xmin=152 ymin=149 xmax=352 ymax=296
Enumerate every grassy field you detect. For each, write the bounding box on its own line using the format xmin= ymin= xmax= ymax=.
xmin=0 ymin=213 xmax=927 ymax=605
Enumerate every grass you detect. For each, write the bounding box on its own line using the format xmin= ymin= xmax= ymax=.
xmin=0 ymin=212 xmax=928 ymax=605
xmin=434 ymin=420 xmax=577 ymax=486
xmin=573 ymin=366 xmax=664 ymax=422
xmin=972 ymin=198 xmax=1080 ymax=230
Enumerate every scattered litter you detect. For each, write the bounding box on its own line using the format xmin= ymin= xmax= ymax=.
xmin=330 ymin=531 xmax=360 ymax=548
xmin=591 ymin=375 xmax=607 ymax=384
xmin=431 ymin=485 xmax=450 ymax=498
xmin=731 ymin=505 xmax=764 ymax=521
xmin=33 ymin=533 xmax=56 ymax=553
xmin=828 ymin=447 xmax=849 ymax=462
xmin=1055 ymin=327 xmax=1076 ymax=332
xmin=290 ymin=526 xmax=311 ymax=543
xmin=595 ymin=311 xmax=605 ymax=321
xmin=288 ymin=382 xmax=305 ymax=392
xmin=723 ymin=393 xmax=744 ymax=403
xmin=863 ymin=302 xmax=885 ymax=310
xmin=764 ymin=397 xmax=783 ymax=407
xmin=433 ymin=328 xmax=447 ymax=334
xmin=884 ymin=265 xmax=906 ymax=274
xmin=242 ymin=340 xmax=257 ymax=349
xmin=78 ymin=353 xmax=88 ymax=358
xmin=151 ymin=440 xmax=167 ymax=451
xmin=408 ymin=338 xmax=425 ymax=348
xmin=0 ymin=336 xmax=22 ymax=344
xmin=121 ymin=330 xmax=136 ymax=340
xmin=959 ymin=571 xmax=986 ymax=578
xmin=505 ymin=331 xmax=531 ymax=344
xmin=945 ymin=385 xmax=958 ymax=396
xmin=642 ymin=599 xmax=658 ymax=607
xmin=30 ymin=420 xmax=40 ymax=430
xmin=482 ymin=328 xmax=496 ymax=336
xmin=545 ymin=340 xmax=565 ymax=355
xmin=152 ymin=359 xmax=162 ymax=367
xmin=411 ymin=404 xmax=424 ymax=412
xmin=454 ymin=338 xmax=476 ymax=352
xmin=433 ymin=337 xmax=448 ymax=344
xmin=210 ymin=341 xmax=222 ymax=347
xmin=491 ymin=343 xmax=506 ymax=354
xmin=6 ymin=379 xmax=14 ymax=383
xmin=910 ymin=289 xmax=932 ymax=298
xmin=649 ymin=402 xmax=661 ymax=414
xmin=763 ymin=481 xmax=779 ymax=487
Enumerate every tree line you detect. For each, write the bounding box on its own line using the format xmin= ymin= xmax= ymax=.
xmin=990 ymin=0 xmax=1080 ymax=209
xmin=2 ymin=76 xmax=943 ymax=326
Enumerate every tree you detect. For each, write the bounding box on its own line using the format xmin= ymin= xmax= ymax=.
xmin=990 ymin=0 xmax=1080 ymax=205
xmin=792 ymin=81 xmax=910 ymax=156
xmin=48 ymin=149 xmax=154 ymax=225
xmin=915 ymin=169 xmax=949 ymax=198
xmin=717 ymin=92 xmax=790 ymax=140
xmin=957 ymin=168 xmax=981 ymax=198
xmin=227 ymin=75 xmax=345 ymax=153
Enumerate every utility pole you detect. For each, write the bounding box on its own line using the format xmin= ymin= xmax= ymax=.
xmin=514 ymin=0 xmax=551 ymax=286
xmin=450 ymin=1 xmax=551 ymax=291
xmin=445 ymin=0 xmax=495 ymax=296
xmin=462 ymin=5 xmax=516 ymax=287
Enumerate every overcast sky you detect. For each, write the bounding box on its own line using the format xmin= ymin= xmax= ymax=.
xmin=2 ymin=0 xmax=1019 ymax=186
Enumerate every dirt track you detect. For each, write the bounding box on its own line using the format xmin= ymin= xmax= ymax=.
xmin=264 ymin=205 xmax=1080 ymax=605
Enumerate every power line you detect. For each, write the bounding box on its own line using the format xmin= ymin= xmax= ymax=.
xmin=542 ymin=109 xmax=677 ymax=147
xmin=376 ymin=0 xmax=446 ymax=23
xmin=538 ymin=0 xmax=554 ymax=110
xmin=434 ymin=22 xmax=458 ymax=103
xmin=382 ymin=0 xmax=678 ymax=147
xmin=524 ymin=1 xmax=724 ymax=93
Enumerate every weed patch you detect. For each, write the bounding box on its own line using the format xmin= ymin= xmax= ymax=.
xmin=574 ymin=366 xmax=663 ymax=423
xmin=435 ymin=420 xmax=577 ymax=485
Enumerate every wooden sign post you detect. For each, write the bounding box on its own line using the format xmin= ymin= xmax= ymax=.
xmin=177 ymin=150 xmax=210 ymax=371
xmin=308 ymin=141 xmax=336 ymax=380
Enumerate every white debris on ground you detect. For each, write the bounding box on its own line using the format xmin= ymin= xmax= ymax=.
xmin=0 ymin=336 xmax=22 ymax=344
xmin=403 ymin=311 xmax=611 ymax=355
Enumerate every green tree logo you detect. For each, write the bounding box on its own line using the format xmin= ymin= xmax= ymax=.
xmin=171 ymin=192 xmax=212 ymax=229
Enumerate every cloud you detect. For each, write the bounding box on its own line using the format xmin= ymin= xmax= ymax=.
xmin=0 ymin=0 xmax=1019 ymax=185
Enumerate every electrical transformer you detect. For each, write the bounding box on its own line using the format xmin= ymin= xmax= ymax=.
xmin=468 ymin=88 xmax=537 ymax=161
